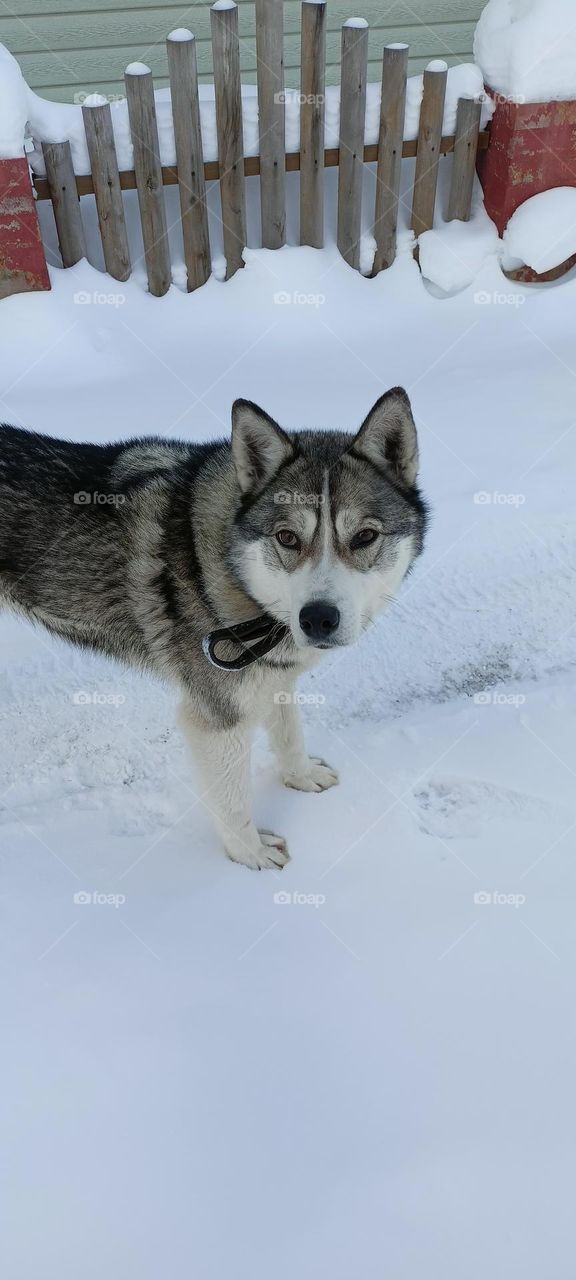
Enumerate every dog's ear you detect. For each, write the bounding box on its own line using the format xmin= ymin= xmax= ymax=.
xmin=349 ymin=388 xmax=419 ymax=487
xmin=231 ymin=400 xmax=295 ymax=496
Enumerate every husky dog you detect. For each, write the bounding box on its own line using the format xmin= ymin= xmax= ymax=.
xmin=0 ymin=389 xmax=427 ymax=869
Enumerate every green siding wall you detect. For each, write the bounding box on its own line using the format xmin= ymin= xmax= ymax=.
xmin=0 ymin=0 xmax=484 ymax=103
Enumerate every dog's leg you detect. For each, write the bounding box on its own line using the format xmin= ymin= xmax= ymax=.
xmin=178 ymin=702 xmax=289 ymax=870
xmin=268 ymin=688 xmax=339 ymax=793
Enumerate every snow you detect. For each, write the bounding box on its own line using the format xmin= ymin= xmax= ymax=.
xmin=124 ymin=62 xmax=151 ymax=76
xmin=503 ymin=187 xmax=576 ymax=273
xmin=2 ymin=163 xmax=576 ymax=1271
xmin=358 ymin=230 xmax=377 ymax=276
xmin=21 ymin=59 xmax=491 ymax=178
xmin=81 ymin=92 xmax=109 ymax=109
xmin=0 ymin=41 xmax=28 ymax=157
xmin=344 ymin=17 xmax=368 ymax=27
xmin=474 ymin=0 xmax=576 ymax=102
xmin=419 ymin=200 xmax=500 ymax=293
xmin=167 ymin=28 xmax=194 ymax=42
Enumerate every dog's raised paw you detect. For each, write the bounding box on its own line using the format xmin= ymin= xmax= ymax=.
xmin=283 ymin=758 xmax=339 ymax=793
xmin=226 ymin=830 xmax=290 ymax=871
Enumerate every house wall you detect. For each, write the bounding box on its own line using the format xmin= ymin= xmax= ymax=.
xmin=0 ymin=0 xmax=484 ymax=104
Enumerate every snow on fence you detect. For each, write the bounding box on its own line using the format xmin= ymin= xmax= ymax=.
xmin=30 ymin=0 xmax=489 ymax=297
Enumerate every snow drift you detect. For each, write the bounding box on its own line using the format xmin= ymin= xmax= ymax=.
xmin=503 ymin=187 xmax=576 ymax=273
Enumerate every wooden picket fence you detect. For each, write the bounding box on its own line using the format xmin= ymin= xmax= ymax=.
xmin=32 ymin=0 xmax=489 ymax=296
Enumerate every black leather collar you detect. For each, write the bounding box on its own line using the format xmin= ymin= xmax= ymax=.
xmin=203 ymin=614 xmax=289 ymax=671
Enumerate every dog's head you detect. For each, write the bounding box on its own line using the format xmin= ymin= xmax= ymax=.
xmin=229 ymin=391 xmax=428 ymax=649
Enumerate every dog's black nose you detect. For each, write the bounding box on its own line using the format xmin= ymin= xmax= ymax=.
xmin=299 ymin=601 xmax=340 ymax=643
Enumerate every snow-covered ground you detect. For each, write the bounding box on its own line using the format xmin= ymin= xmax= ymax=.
xmin=2 ymin=173 xmax=576 ymax=1275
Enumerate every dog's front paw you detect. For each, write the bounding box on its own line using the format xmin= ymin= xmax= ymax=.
xmin=225 ymin=829 xmax=290 ymax=871
xmin=283 ymin=757 xmax=340 ymax=793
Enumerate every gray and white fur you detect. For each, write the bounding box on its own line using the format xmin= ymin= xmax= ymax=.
xmin=0 ymin=389 xmax=428 ymax=869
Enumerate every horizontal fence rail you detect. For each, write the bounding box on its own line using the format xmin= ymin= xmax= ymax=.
xmin=33 ymin=133 xmax=490 ymax=199
xmin=32 ymin=0 xmax=489 ymax=294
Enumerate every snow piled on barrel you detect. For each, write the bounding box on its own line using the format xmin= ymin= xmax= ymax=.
xmin=24 ymin=62 xmax=491 ymax=177
xmin=474 ymin=0 xmax=576 ymax=103
xmin=503 ymin=188 xmax=576 ymax=273
xmin=0 ymin=42 xmax=28 ymax=158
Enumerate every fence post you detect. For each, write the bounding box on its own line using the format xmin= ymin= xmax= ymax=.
xmin=300 ymin=0 xmax=326 ymax=248
xmin=372 ymin=43 xmax=408 ymax=275
xmin=211 ymin=1 xmax=246 ymax=279
xmin=41 ymin=140 xmax=86 ymax=268
xmin=255 ymin=0 xmax=286 ymax=250
xmin=411 ymin=59 xmax=448 ymax=242
xmin=337 ymin=18 xmax=368 ymax=270
xmin=167 ymin=30 xmax=211 ymax=291
xmin=125 ymin=63 xmax=171 ymax=297
xmin=82 ymin=99 xmax=131 ymax=281
xmin=446 ymin=96 xmax=481 ymax=222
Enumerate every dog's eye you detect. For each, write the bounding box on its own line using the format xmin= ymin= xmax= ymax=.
xmin=351 ymin=528 xmax=379 ymax=549
xmin=276 ymin=529 xmax=300 ymax=550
